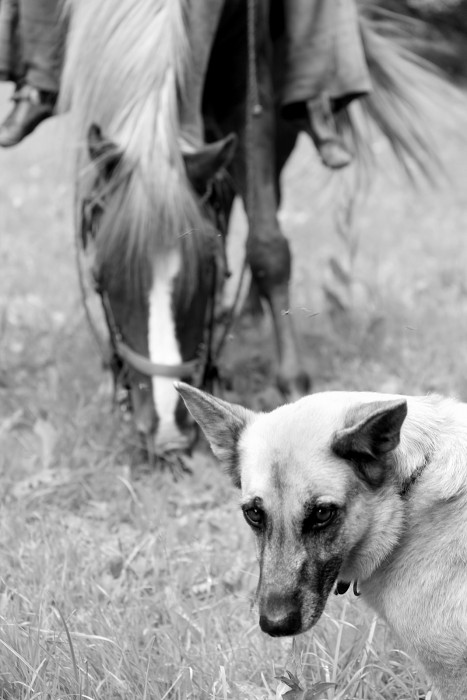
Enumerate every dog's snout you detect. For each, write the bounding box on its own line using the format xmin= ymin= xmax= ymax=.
xmin=259 ymin=591 xmax=302 ymax=637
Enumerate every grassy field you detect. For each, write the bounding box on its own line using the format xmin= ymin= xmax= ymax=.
xmin=1 ymin=80 xmax=467 ymax=699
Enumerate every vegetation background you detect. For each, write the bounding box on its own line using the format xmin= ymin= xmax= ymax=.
xmin=1 ymin=67 xmax=467 ymax=699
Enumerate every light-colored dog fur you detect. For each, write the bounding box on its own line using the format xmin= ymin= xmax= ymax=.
xmin=176 ymin=384 xmax=467 ymax=700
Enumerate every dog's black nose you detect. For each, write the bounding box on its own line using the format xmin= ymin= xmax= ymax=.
xmin=259 ymin=592 xmax=302 ymax=637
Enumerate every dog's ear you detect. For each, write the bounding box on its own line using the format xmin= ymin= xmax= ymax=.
xmin=332 ymin=399 xmax=407 ymax=486
xmin=175 ymin=382 xmax=254 ymax=488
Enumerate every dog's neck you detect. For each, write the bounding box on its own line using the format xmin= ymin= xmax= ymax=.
xmin=336 ymin=453 xmax=430 ymax=596
xmin=394 ymin=394 xmax=467 ymax=505
xmin=392 ymin=395 xmax=443 ymax=489
xmin=342 ymin=395 xmax=467 ymax=592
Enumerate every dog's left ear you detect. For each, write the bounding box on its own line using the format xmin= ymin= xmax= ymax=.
xmin=332 ymin=399 xmax=407 ymax=486
xmin=175 ymin=382 xmax=255 ymax=488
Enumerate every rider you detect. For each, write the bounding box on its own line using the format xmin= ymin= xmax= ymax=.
xmin=280 ymin=0 xmax=372 ymax=169
xmin=0 ymin=0 xmax=369 ymax=166
xmin=0 ymin=0 xmax=63 ymax=147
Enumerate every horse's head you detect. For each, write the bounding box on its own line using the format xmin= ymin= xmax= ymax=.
xmin=83 ymin=123 xmax=236 ymax=457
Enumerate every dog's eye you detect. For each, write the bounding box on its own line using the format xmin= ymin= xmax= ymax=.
xmin=243 ymin=507 xmax=265 ymax=529
xmin=315 ymin=506 xmax=335 ymax=523
xmin=303 ymin=505 xmax=337 ymax=533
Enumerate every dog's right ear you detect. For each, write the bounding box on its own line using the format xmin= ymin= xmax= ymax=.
xmin=332 ymin=399 xmax=408 ymax=486
xmin=175 ymin=383 xmax=255 ymax=488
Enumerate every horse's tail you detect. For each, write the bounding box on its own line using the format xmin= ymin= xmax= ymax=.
xmin=60 ymin=0 xmax=204 ymax=297
xmin=342 ymin=8 xmax=467 ymax=183
xmin=366 ymin=0 xmax=467 ymax=82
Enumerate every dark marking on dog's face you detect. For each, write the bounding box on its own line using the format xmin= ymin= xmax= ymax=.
xmin=245 ymin=482 xmax=347 ymax=635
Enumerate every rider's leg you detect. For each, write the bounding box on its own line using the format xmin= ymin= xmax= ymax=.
xmin=280 ymin=0 xmax=371 ymax=170
xmin=0 ymin=0 xmax=63 ymax=147
xmin=0 ymin=0 xmax=21 ymax=82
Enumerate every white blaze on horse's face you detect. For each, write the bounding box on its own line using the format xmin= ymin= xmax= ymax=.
xmin=148 ymin=247 xmax=185 ymax=449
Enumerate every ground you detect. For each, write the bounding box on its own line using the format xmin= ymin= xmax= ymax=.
xmin=1 ymin=79 xmax=467 ymax=700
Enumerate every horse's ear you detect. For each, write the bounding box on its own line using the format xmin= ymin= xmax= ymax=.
xmin=182 ymin=133 xmax=237 ymax=193
xmin=87 ymin=123 xmax=123 ymax=179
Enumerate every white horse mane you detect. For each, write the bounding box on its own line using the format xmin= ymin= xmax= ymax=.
xmin=61 ymin=0 xmax=207 ymax=299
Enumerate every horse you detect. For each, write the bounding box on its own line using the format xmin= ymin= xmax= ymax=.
xmin=61 ymin=0 xmax=458 ymax=458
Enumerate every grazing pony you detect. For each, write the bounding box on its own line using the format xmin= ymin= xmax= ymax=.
xmin=62 ymin=0 xmax=457 ymax=457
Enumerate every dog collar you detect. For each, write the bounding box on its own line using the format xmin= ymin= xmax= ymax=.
xmin=334 ymin=580 xmax=360 ymax=596
xmin=399 ymin=458 xmax=429 ymax=498
xmin=335 ymin=459 xmax=431 ymax=597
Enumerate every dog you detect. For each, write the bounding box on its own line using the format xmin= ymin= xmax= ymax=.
xmin=176 ymin=383 xmax=467 ymax=700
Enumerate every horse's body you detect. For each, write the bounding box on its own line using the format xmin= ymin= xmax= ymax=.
xmin=62 ymin=0 xmax=459 ymax=456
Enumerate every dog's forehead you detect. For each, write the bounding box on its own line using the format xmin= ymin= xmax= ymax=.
xmin=238 ymin=391 xmax=404 ymax=504
xmin=239 ymin=393 xmax=357 ymax=504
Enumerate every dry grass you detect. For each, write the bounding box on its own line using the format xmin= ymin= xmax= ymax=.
xmin=1 ymin=83 xmax=467 ymax=698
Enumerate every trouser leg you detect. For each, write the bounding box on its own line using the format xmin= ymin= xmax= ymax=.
xmin=0 ymin=0 xmax=63 ymax=146
xmin=281 ymin=0 xmax=371 ymax=108
xmin=328 ymin=0 xmax=372 ymax=109
xmin=279 ymin=0 xmax=372 ymax=169
xmin=0 ymin=0 xmax=21 ymax=81
xmin=19 ymin=0 xmax=63 ymax=93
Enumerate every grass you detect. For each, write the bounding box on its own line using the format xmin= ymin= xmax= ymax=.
xmin=0 ymin=470 xmax=428 ymax=699
xmin=1 ymin=83 xmax=467 ymax=698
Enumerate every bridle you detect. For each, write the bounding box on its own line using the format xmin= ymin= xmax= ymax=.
xmin=99 ymin=292 xmax=201 ymax=380
xmin=78 ymin=167 xmax=228 ymax=404
xmin=77 ymin=0 xmax=261 ymax=408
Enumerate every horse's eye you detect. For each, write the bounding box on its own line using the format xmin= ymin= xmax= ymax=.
xmin=303 ymin=505 xmax=337 ymax=533
xmin=243 ymin=507 xmax=265 ymax=529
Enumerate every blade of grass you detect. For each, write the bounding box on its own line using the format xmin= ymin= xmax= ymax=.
xmin=51 ymin=601 xmax=81 ymax=698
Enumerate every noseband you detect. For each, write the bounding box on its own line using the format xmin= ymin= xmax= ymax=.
xmin=100 ymin=290 xmax=201 ymax=380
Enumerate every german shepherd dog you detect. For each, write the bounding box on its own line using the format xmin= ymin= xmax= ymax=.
xmin=176 ymin=384 xmax=467 ymax=700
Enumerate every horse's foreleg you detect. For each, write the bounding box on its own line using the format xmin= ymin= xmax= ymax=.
xmin=239 ymin=127 xmax=310 ymax=398
xmin=237 ymin=0 xmax=309 ymax=398
xmin=245 ymin=201 xmax=310 ymax=398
